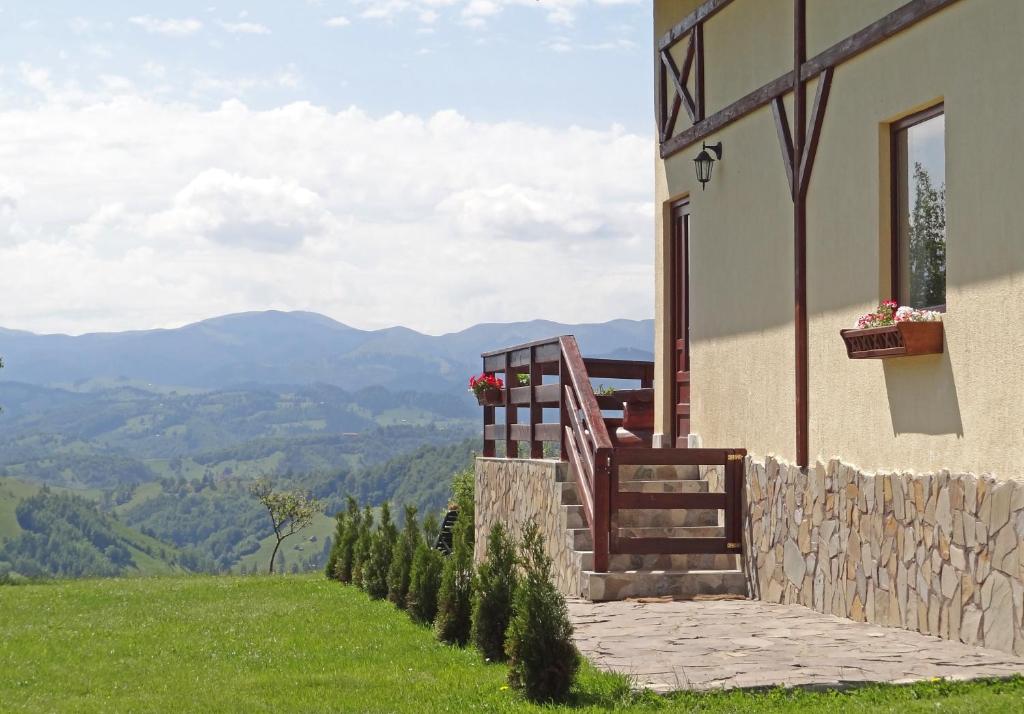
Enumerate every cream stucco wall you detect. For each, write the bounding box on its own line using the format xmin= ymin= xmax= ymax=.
xmin=654 ymin=0 xmax=1024 ymax=479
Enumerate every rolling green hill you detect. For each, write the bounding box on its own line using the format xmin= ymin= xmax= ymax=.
xmin=0 ymin=483 xmax=186 ymax=579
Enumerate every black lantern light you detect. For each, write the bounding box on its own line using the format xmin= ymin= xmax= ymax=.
xmin=694 ymin=141 xmax=723 ymax=190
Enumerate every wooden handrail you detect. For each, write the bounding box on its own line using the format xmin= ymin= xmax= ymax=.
xmin=479 ymin=335 xmax=750 ymax=573
xmin=558 ymin=337 xmax=613 ymax=450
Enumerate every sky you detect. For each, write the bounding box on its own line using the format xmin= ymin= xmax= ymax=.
xmin=0 ymin=0 xmax=654 ymax=336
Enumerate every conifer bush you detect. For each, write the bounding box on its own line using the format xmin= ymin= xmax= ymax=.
xmin=387 ymin=505 xmax=419 ymax=608
xmin=505 ymin=519 xmax=579 ymax=703
xmin=407 ymin=513 xmax=444 ymax=625
xmin=326 ymin=496 xmax=361 ymax=582
xmin=434 ymin=471 xmax=474 ymax=646
xmin=363 ymin=502 xmax=397 ymax=600
xmin=335 ymin=497 xmax=363 ymax=584
xmin=471 ymin=522 xmax=517 ymax=661
xmin=351 ymin=506 xmax=374 ymax=590
xmin=450 ymin=467 xmax=475 ymax=551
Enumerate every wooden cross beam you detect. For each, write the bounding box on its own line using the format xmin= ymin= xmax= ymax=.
xmin=658 ymin=25 xmax=705 ymax=143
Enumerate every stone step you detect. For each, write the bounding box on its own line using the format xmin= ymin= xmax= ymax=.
xmin=574 ymin=551 xmax=740 ymax=572
xmin=567 ymin=525 xmax=724 ymax=551
xmin=618 ymin=480 xmax=709 ymax=494
xmin=616 ymin=507 xmax=719 ymax=528
xmin=617 ymin=525 xmax=725 ymax=539
xmin=619 ymin=464 xmax=701 ymax=482
xmin=563 ymin=504 xmax=719 ymax=529
xmin=562 ymin=504 xmax=586 ymax=529
xmin=560 ymin=479 xmax=708 ymax=505
xmin=581 ymin=569 xmax=747 ymax=601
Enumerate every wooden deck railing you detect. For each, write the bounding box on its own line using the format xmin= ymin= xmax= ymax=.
xmin=480 ymin=335 xmax=743 ymax=571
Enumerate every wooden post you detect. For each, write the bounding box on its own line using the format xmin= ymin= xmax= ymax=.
xmin=504 ymin=352 xmax=517 ymax=458
xmin=482 ymin=355 xmax=495 ymax=457
xmin=593 ymin=448 xmax=611 ymax=572
xmin=726 ymin=451 xmax=744 ymax=549
xmin=559 ymin=353 xmax=568 ymax=461
xmin=793 ymin=0 xmax=809 ymax=469
xmin=529 ymin=346 xmax=543 ymax=459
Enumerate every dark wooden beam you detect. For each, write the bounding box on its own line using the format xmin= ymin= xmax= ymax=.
xmin=660 ymin=73 xmax=794 ymax=159
xmin=657 ymin=54 xmax=667 ymax=142
xmin=798 ymin=67 xmax=833 ymax=199
xmin=694 ymin=23 xmax=706 ymax=121
xmin=662 ymin=94 xmax=682 ymax=145
xmin=801 ymin=0 xmax=963 ymax=82
xmin=793 ymin=0 xmax=809 ymax=469
xmin=770 ymin=96 xmax=795 ymax=198
xmin=658 ymin=0 xmax=737 ymax=51
xmin=661 ymin=39 xmax=697 ymax=126
xmin=660 ymin=0 xmax=964 ymax=159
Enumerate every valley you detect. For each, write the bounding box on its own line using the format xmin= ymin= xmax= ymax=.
xmin=0 ymin=311 xmax=652 ymax=581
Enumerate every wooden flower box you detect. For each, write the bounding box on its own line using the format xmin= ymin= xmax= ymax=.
xmin=840 ymin=321 xmax=944 ymax=359
xmin=475 ymin=388 xmax=504 ymax=406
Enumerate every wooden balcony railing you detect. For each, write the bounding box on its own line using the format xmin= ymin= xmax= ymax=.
xmin=480 ymin=335 xmax=743 ymax=572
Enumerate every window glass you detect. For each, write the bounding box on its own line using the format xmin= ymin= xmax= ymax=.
xmin=894 ymin=110 xmax=945 ymax=309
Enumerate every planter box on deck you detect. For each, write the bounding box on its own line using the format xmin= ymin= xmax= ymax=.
xmin=475 ymin=388 xmax=504 ymax=406
xmin=840 ymin=321 xmax=944 ymax=359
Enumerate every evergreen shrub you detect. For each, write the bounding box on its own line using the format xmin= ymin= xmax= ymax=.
xmin=387 ymin=505 xmax=419 ymax=608
xmin=471 ymin=521 xmax=517 ymax=661
xmin=505 ymin=519 xmax=579 ymax=702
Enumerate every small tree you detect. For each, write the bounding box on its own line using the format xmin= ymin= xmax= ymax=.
xmin=407 ymin=513 xmax=444 ymax=624
xmin=435 ymin=506 xmax=474 ymax=645
xmin=505 ymin=520 xmax=579 ymax=702
xmin=471 ymin=522 xmax=518 ymax=661
xmin=451 ymin=467 xmax=475 ymax=551
xmin=327 ymin=497 xmax=362 ymax=583
xmin=387 ymin=505 xmax=419 ymax=608
xmin=352 ymin=506 xmax=374 ymax=589
xmin=325 ymin=503 xmax=347 ymax=580
xmin=363 ymin=502 xmax=397 ymax=600
xmin=250 ymin=479 xmax=321 ymax=575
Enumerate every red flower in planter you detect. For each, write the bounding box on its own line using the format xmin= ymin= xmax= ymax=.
xmin=468 ymin=373 xmax=503 ymax=396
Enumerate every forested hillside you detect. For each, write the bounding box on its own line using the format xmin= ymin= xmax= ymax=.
xmin=0 ymin=311 xmax=653 ymax=581
xmin=0 ymin=489 xmax=185 ymax=579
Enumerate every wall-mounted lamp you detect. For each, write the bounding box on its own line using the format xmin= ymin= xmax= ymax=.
xmin=694 ymin=141 xmax=723 ymax=190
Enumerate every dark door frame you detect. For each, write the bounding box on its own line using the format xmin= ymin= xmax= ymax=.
xmin=669 ymin=198 xmax=691 ymax=447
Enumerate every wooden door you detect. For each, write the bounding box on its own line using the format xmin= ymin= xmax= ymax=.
xmin=670 ymin=200 xmax=691 ymax=447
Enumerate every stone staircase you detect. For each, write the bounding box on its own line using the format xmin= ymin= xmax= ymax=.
xmin=558 ymin=463 xmax=748 ymax=601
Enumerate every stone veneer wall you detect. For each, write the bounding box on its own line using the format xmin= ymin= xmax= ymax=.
xmin=744 ymin=455 xmax=1024 ymax=655
xmin=474 ymin=458 xmax=579 ymax=596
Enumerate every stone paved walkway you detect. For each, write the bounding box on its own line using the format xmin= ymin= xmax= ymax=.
xmin=569 ymin=598 xmax=1024 ymax=692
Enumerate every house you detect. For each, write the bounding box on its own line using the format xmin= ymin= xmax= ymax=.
xmin=475 ymin=0 xmax=1024 ymax=656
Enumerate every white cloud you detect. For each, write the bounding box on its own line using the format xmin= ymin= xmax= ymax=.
xmin=351 ymin=0 xmax=629 ymax=28
xmin=220 ymin=21 xmax=271 ymax=35
xmin=129 ymin=16 xmax=203 ymax=37
xmin=325 ymin=16 xmax=352 ymax=27
xmin=0 ymin=96 xmax=652 ymax=335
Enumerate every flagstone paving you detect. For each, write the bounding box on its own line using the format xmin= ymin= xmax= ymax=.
xmin=568 ymin=598 xmax=1024 ymax=692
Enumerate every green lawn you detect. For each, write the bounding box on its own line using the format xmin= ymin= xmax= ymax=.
xmin=1 ymin=575 xmax=1023 ymax=713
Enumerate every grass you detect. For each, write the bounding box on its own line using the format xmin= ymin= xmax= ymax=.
xmin=1 ymin=575 xmax=1022 ymax=713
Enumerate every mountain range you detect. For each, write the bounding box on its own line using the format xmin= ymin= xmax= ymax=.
xmin=0 ymin=311 xmax=654 ymax=392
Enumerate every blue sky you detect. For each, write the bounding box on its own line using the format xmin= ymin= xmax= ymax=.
xmin=0 ymin=1 xmax=654 ymax=335
xmin=1 ymin=1 xmax=651 ymax=128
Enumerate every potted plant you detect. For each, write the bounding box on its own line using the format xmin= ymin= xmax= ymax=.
xmin=840 ymin=300 xmax=944 ymax=359
xmin=469 ymin=373 xmax=504 ymax=406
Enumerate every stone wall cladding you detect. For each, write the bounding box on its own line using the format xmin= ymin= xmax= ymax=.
xmin=474 ymin=458 xmax=579 ymax=596
xmin=744 ymin=455 xmax=1024 ymax=655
